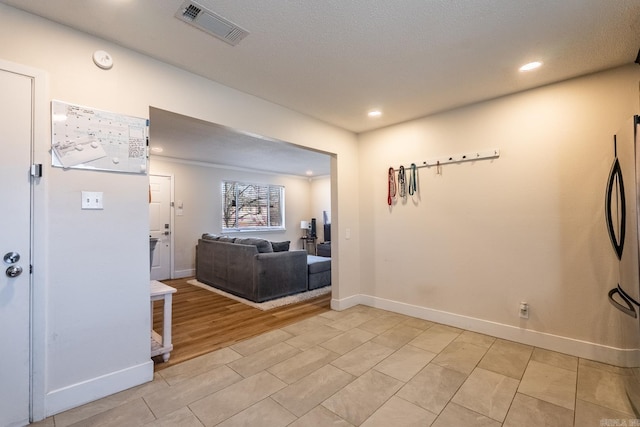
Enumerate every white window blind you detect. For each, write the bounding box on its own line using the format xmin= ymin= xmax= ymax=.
xmin=222 ymin=181 xmax=285 ymax=231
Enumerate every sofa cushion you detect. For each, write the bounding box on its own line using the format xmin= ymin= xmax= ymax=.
xmin=317 ymin=242 xmax=331 ymax=257
xmin=217 ymin=236 xmax=236 ymax=243
xmin=307 ymin=255 xmax=331 ymax=274
xmin=271 ymin=241 xmax=290 ymax=252
xmin=202 ymin=233 xmax=221 ymax=240
xmin=235 ymin=237 xmax=273 ymax=253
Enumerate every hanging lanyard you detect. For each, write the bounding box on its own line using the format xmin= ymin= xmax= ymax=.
xmin=408 ymin=163 xmax=417 ymax=195
xmin=398 ymin=165 xmax=406 ymax=198
xmin=387 ymin=167 xmax=396 ymax=205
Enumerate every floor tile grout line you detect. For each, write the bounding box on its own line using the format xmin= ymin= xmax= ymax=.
xmin=573 ymin=357 xmax=581 ymax=427
xmin=499 ymin=381 xmax=522 ymax=425
xmin=441 ymin=365 xmax=474 ymax=418
xmin=189 ymin=405 xmax=207 ymax=427
xmin=428 ymin=331 xmax=526 ymax=425
xmin=140 ymin=394 xmax=160 ymax=423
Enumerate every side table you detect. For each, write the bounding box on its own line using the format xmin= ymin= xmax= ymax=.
xmin=150 ymin=280 xmax=177 ymax=362
xmin=300 ymin=236 xmax=317 ymax=255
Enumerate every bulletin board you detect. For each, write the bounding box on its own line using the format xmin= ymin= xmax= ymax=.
xmin=51 ymin=100 xmax=149 ymax=174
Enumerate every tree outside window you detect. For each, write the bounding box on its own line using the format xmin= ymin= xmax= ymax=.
xmin=222 ymin=181 xmax=284 ymax=231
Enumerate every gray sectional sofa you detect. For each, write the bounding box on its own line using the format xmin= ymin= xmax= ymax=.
xmin=196 ymin=234 xmax=309 ymax=302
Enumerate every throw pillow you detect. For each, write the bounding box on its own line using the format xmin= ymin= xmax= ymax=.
xmin=201 ymin=233 xmax=221 ymax=240
xmin=271 ymin=241 xmax=290 ymax=252
xmin=235 ymin=238 xmax=274 ymax=253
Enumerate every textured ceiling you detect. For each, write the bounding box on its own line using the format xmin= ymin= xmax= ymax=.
xmin=3 ymin=0 xmax=640 ymax=134
xmin=3 ymin=0 xmax=640 ymax=176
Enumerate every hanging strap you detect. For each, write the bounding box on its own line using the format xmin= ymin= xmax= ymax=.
xmin=398 ymin=165 xmax=406 ymax=198
xmin=387 ymin=167 xmax=396 ymax=205
xmin=408 ymin=163 xmax=417 ymax=195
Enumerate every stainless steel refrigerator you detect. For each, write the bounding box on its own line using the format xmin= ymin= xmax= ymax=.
xmin=606 ymin=115 xmax=640 ymax=415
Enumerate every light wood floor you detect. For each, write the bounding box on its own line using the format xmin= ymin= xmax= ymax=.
xmin=152 ymin=277 xmax=331 ymax=371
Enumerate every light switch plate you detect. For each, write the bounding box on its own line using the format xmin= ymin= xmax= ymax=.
xmin=81 ymin=191 xmax=103 ymax=210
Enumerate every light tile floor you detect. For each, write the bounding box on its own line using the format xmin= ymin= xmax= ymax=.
xmin=32 ymin=305 xmax=640 ymax=426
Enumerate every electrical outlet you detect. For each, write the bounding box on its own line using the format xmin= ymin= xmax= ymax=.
xmin=519 ymin=302 xmax=529 ymax=319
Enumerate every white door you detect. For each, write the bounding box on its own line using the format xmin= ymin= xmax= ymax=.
xmin=0 ymin=69 xmax=33 ymax=426
xmin=149 ymin=175 xmax=172 ymax=280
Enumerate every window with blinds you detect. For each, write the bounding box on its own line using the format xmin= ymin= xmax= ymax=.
xmin=222 ymin=181 xmax=285 ymax=231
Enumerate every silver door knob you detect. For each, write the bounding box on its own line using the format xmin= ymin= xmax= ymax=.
xmin=3 ymin=252 xmax=20 ymax=264
xmin=6 ymin=265 xmax=22 ymax=278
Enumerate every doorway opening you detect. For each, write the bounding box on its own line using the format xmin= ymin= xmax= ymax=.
xmin=147 ymin=107 xmax=338 ymax=367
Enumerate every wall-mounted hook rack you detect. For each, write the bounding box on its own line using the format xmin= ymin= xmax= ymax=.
xmin=423 ymin=148 xmax=500 ymax=167
xmin=393 ymin=148 xmax=500 ymax=172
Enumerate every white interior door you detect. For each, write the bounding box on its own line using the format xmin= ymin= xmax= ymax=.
xmin=149 ymin=175 xmax=172 ymax=280
xmin=0 ymin=68 xmax=33 ymax=426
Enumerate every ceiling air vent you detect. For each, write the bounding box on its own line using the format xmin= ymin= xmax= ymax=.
xmin=175 ymin=1 xmax=249 ymax=46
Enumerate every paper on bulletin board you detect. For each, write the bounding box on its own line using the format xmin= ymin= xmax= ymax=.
xmin=51 ymin=100 xmax=149 ymax=174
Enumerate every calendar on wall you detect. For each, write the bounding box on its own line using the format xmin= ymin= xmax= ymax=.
xmin=51 ymin=100 xmax=149 ymax=174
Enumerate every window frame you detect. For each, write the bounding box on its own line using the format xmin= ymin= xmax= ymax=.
xmin=221 ymin=180 xmax=286 ymax=232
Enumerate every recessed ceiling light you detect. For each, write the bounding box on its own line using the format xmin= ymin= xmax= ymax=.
xmin=305 ymin=170 xmax=313 ymax=176
xmin=150 ymin=146 xmax=164 ymax=153
xmin=368 ymin=110 xmax=382 ymax=118
xmin=519 ymin=61 xmax=543 ymax=72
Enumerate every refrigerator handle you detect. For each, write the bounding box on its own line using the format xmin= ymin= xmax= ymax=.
xmin=605 ymin=157 xmax=626 ymax=260
xmin=608 ymin=286 xmax=638 ymax=318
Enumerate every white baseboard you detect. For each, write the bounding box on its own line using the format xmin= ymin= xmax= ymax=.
xmin=331 ymin=293 xmax=361 ymax=311
xmin=332 ymin=293 xmax=640 ymax=368
xmin=173 ymin=268 xmax=195 ymax=279
xmin=45 ymin=360 xmax=154 ymax=416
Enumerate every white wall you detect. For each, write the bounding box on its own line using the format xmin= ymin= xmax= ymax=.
xmin=0 ymin=4 xmax=359 ymax=418
xmin=149 ymin=157 xmax=316 ymax=276
xmin=357 ymin=65 xmax=640 ymax=364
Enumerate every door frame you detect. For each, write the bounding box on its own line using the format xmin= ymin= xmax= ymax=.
xmin=0 ymin=58 xmax=49 ymax=422
xmin=149 ymin=173 xmax=175 ymax=279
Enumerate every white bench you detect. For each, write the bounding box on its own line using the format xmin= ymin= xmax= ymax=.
xmin=150 ymin=280 xmax=176 ymax=362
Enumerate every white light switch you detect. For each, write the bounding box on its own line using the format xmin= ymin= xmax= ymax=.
xmin=81 ymin=191 xmax=104 ymax=210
